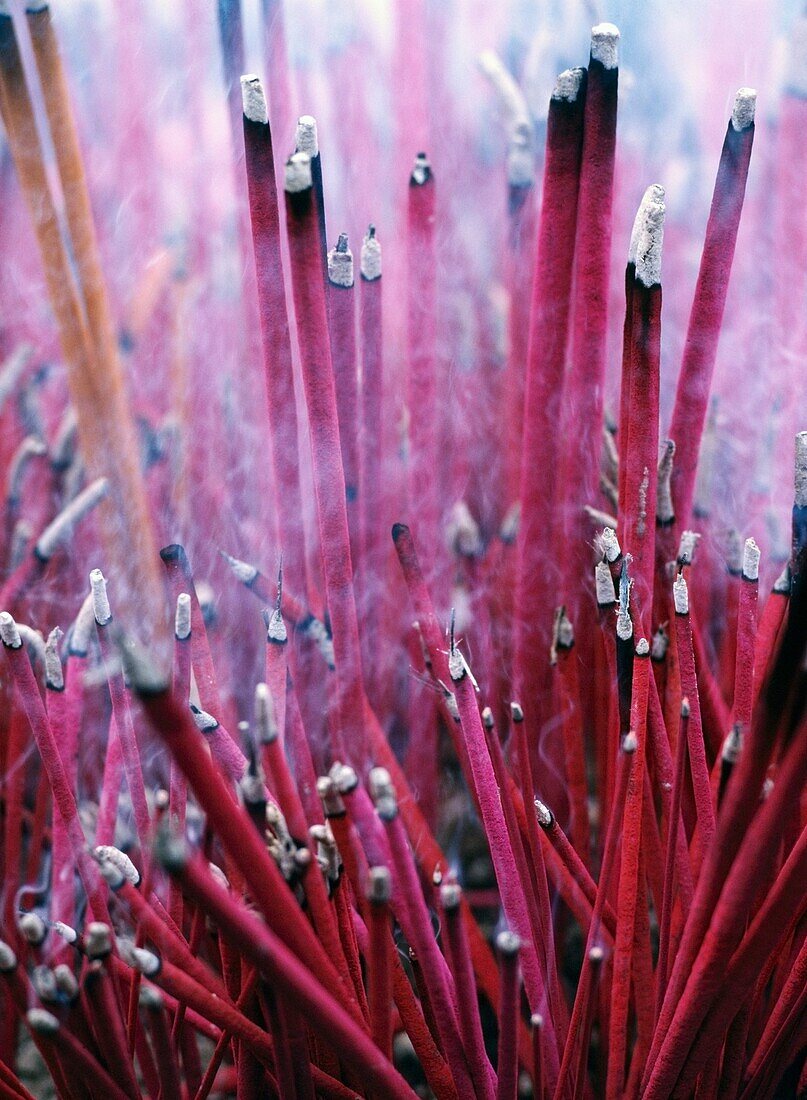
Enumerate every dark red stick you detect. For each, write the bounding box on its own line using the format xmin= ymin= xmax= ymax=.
xmin=365 ymin=867 xmax=393 ymax=1060
xmin=513 ymin=67 xmax=586 ymax=801
xmin=606 ymin=639 xmax=651 ymax=1099
xmin=559 ymin=25 xmax=619 ymax=611
xmin=357 ymin=226 xmax=385 ymax=701
xmin=440 ymin=885 xmax=496 ymax=1100
xmin=284 ymin=152 xmax=366 ymax=766
xmin=667 ymin=91 xmax=755 ymax=526
xmin=618 ymin=185 xmax=664 ymax=614
xmin=495 ymin=932 xmax=521 ymax=1100
xmin=406 ymin=153 xmax=440 ymax=585
xmin=240 ymin=76 xmax=310 ymax=604
xmin=672 ymin=573 xmax=716 ymax=856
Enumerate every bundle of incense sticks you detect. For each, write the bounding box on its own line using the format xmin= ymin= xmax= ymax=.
xmin=0 ymin=2 xmax=805 ymax=1098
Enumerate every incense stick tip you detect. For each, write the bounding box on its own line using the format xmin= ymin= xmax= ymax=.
xmin=361 ymin=225 xmax=382 ymax=280
xmin=628 ymin=184 xmax=665 ymax=287
xmin=599 ymin=526 xmax=621 ymax=563
xmin=677 ymin=529 xmax=701 ymax=565
xmin=295 ymin=114 xmax=318 ymax=157
xmin=26 ymin=1009 xmax=59 ymax=1035
xmin=94 ymin=845 xmax=141 ymax=887
xmin=510 ymin=701 xmax=524 ymax=723
xmin=673 ymin=572 xmax=689 ymax=615
xmin=496 ymin=930 xmax=521 ymax=956
xmin=285 ymin=151 xmax=312 ymax=193
xmin=595 ymin=560 xmax=617 ymax=606
xmin=410 ymin=152 xmax=431 ymax=186
xmin=89 ymin=568 xmax=111 ymax=626
xmin=440 ymin=882 xmax=462 ymax=910
xmin=175 ymin=592 xmax=191 ymax=640
xmin=591 ymin=23 xmax=620 ymax=69
xmin=0 ymin=942 xmax=16 ymax=972
xmin=241 ymin=74 xmax=268 ymax=124
xmin=795 ymin=430 xmax=807 ymax=507
xmin=552 ymin=67 xmax=585 ymax=102
xmin=328 ymin=235 xmax=354 ymax=287
xmin=743 ymin=538 xmax=760 ymax=581
xmin=367 ymin=866 xmax=392 ymax=904
xmin=369 ymin=766 xmax=398 ymax=820
xmin=255 ymin=682 xmax=278 ymax=744
xmin=85 ymin=922 xmax=112 ymax=960
xmin=317 ymin=776 xmax=345 ymax=817
xmin=534 ymin=799 xmax=553 ymax=827
xmin=731 ymin=87 xmax=757 ymax=131
xmin=0 ymin=612 xmax=21 ymax=649
xmin=636 ymin=637 xmax=650 ymax=657
xmin=44 ymin=626 xmax=64 ymax=690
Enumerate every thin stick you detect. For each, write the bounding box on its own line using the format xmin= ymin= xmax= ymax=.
xmin=440 ymin=884 xmax=497 ymax=1100
xmin=668 ymin=90 xmax=756 ymax=526
xmin=240 ymin=75 xmax=311 ymax=605
xmin=405 ymin=153 xmax=441 ymax=584
xmin=365 ymin=867 xmax=393 ymax=1060
xmin=559 ymin=24 xmax=620 ymax=613
xmin=495 ymin=932 xmax=521 ymax=1100
xmin=672 ymin=573 xmax=716 ymax=855
xmin=513 ymin=67 xmax=586 ymax=798
xmin=606 ymin=638 xmax=651 ymax=1099
xmin=284 ymin=151 xmax=366 ymax=765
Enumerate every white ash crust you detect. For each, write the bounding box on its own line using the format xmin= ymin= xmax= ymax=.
xmin=552 ymin=67 xmax=585 ymax=102
xmin=221 ymin=550 xmax=258 ymax=586
xmin=636 ymin=637 xmax=650 ymax=657
xmin=678 ymin=529 xmax=701 ymax=565
xmin=596 ymin=560 xmax=616 ymax=606
xmin=743 ymin=538 xmax=761 ymax=581
xmin=175 ymin=593 xmax=191 ymax=640
xmin=327 ymin=244 xmax=354 ymax=288
xmin=295 ymin=115 xmax=318 ymax=157
xmin=241 ymin=75 xmax=268 ymax=125
xmin=628 ymin=184 xmax=665 ymax=288
xmin=656 ymin=440 xmax=676 ymax=523
xmin=731 ymin=88 xmax=757 ymax=131
xmin=90 ymin=568 xmax=111 ymax=626
xmin=266 ymin=608 xmax=287 ymax=643
xmin=361 ymin=231 xmax=382 ymax=280
xmin=673 ymin=573 xmax=689 ymax=615
xmin=507 ymin=127 xmax=535 ymax=187
xmin=411 ymin=154 xmax=430 ymax=185
xmin=285 ymin=152 xmax=312 ymax=193
xmin=0 ymin=612 xmax=21 ymax=648
xmin=45 ymin=626 xmax=64 ymax=689
xmin=590 ymin=23 xmax=620 ymax=70
xmin=795 ymin=431 xmax=807 ymax=507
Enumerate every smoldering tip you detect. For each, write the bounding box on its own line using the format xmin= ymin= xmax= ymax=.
xmin=628 ymin=184 xmax=665 ymax=288
xmin=328 ymin=234 xmax=354 ymax=287
xmin=731 ymin=87 xmax=757 ymax=131
xmin=241 ymin=74 xmax=268 ymax=125
xmin=552 ymin=67 xmax=585 ymax=102
xmin=295 ymin=114 xmax=318 ymax=157
xmin=361 ymin=226 xmax=382 ymax=281
xmin=591 ymin=23 xmax=620 ymax=69
xmin=285 ymin=151 xmax=313 ymax=193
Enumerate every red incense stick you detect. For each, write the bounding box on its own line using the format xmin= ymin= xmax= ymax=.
xmin=668 ymin=90 xmax=756 ymax=527
xmin=284 ymin=150 xmax=366 ymax=766
xmin=513 ymin=66 xmax=586 ymax=798
xmin=240 ymin=75 xmax=311 ymax=606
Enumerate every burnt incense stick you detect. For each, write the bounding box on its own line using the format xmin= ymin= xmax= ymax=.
xmin=283 ymin=150 xmax=367 ymax=765
xmin=668 ymin=89 xmax=756 ymax=527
